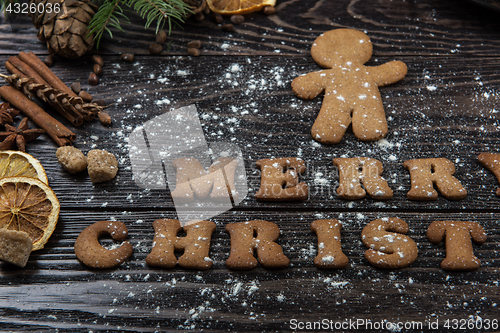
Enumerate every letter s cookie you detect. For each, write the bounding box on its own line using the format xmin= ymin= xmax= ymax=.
xmin=361 ymin=217 xmax=418 ymax=269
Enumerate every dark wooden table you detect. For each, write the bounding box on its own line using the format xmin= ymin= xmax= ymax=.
xmin=1 ymin=0 xmax=499 ymax=331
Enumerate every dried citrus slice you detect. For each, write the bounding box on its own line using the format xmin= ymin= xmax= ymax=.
xmin=0 ymin=177 xmax=60 ymax=251
xmin=0 ymin=150 xmax=48 ymax=184
xmin=207 ymin=0 xmax=276 ymax=15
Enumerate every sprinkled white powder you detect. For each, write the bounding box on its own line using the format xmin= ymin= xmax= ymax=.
xmin=231 ymin=64 xmax=241 ymax=72
xmin=177 ymin=70 xmax=190 ymax=76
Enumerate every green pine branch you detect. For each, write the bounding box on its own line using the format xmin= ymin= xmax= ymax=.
xmin=87 ymin=0 xmax=129 ymax=48
xmin=88 ymin=0 xmax=192 ymax=48
xmin=0 ymin=0 xmax=18 ymax=17
xmin=129 ymin=0 xmax=190 ymax=33
xmin=0 ymin=0 xmax=7 ymax=12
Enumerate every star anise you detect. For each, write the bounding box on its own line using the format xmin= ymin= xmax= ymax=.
xmin=0 ymin=103 xmax=20 ymax=127
xmin=0 ymin=118 xmax=45 ymax=152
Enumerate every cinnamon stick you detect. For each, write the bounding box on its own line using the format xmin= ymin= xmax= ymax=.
xmin=0 ymin=85 xmax=75 ymax=146
xmin=0 ymin=73 xmax=85 ymax=126
xmin=18 ymin=52 xmax=76 ymax=97
xmin=5 ymin=61 xmax=26 ymax=78
xmin=7 ymin=57 xmax=47 ymax=85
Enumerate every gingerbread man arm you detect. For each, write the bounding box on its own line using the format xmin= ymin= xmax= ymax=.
xmin=291 ymin=71 xmax=326 ymax=100
xmin=368 ymin=61 xmax=407 ymax=87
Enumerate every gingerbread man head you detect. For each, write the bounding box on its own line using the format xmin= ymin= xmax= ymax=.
xmin=311 ymin=29 xmax=373 ymax=68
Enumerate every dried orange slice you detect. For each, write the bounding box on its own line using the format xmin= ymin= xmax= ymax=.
xmin=0 ymin=151 xmax=48 ymax=184
xmin=0 ymin=177 xmax=60 ymax=251
xmin=207 ymin=0 xmax=276 ymax=15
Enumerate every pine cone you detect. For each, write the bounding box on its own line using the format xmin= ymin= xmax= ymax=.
xmin=29 ymin=0 xmax=96 ymax=59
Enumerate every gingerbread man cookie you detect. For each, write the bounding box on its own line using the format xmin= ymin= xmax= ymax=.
xmin=292 ymin=28 xmax=407 ymax=144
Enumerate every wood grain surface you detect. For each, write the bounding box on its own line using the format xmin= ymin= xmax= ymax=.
xmin=0 ymin=0 xmax=499 ymax=332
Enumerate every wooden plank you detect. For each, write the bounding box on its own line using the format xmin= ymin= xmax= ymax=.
xmin=2 ymin=0 xmax=500 ymax=56
xmin=0 ymin=55 xmax=498 ymax=210
xmin=0 ymin=211 xmax=498 ymax=331
xmin=1 ymin=0 xmax=499 ymax=331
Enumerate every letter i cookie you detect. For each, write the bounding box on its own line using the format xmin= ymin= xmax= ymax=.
xmin=292 ymin=28 xmax=407 ymax=144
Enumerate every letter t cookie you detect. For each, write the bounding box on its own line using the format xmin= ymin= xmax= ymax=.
xmin=292 ymin=28 xmax=407 ymax=144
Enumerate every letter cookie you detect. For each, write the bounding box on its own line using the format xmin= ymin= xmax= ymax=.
xmin=311 ymin=219 xmax=348 ymax=269
xmin=292 ymin=28 xmax=407 ymax=144
xmin=171 ymin=157 xmax=239 ymax=203
xmin=333 ymin=157 xmax=393 ymax=200
xmin=74 ymin=221 xmax=133 ymax=269
xmin=255 ymin=158 xmax=308 ymax=201
xmin=478 ymin=153 xmax=500 ymax=196
xmin=361 ymin=217 xmax=418 ymax=269
xmin=404 ymin=158 xmax=467 ymax=200
xmin=146 ymin=219 xmax=216 ymax=270
xmin=427 ymin=221 xmax=487 ymax=271
xmin=226 ymin=220 xmax=289 ymax=270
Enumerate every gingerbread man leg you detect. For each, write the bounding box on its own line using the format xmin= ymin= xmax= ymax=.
xmin=351 ymin=97 xmax=388 ymax=142
xmin=312 ymin=94 xmax=352 ymax=144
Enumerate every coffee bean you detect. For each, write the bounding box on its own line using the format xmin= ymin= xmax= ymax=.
xmin=212 ymin=12 xmax=223 ymax=24
xmin=263 ymin=6 xmax=276 ymax=15
xmin=156 ymin=30 xmax=167 ymax=44
xmin=43 ymin=54 xmax=54 ymax=67
xmin=187 ymin=40 xmax=201 ymax=49
xmin=93 ymin=99 xmax=106 ymax=106
xmin=230 ymin=15 xmax=244 ymax=25
xmin=71 ymin=81 xmax=81 ymax=94
xmin=88 ymin=72 xmax=99 ymax=85
xmin=93 ymin=64 xmax=103 ymax=76
xmin=91 ymin=55 xmax=104 ymax=66
xmin=194 ymin=12 xmax=204 ymax=21
xmin=149 ymin=43 xmax=163 ymax=55
xmin=188 ymin=48 xmax=200 ymax=56
xmin=79 ymin=90 xmax=93 ymax=103
xmin=222 ymin=23 xmax=234 ymax=32
xmin=98 ymin=112 xmax=112 ymax=126
xmin=121 ymin=53 xmax=135 ymax=62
